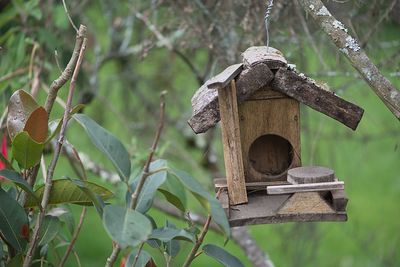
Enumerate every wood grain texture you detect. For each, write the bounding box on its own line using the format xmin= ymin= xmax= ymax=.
xmin=188 ymin=80 xmax=220 ymax=134
xmin=188 ymin=63 xmax=273 ymax=134
xmin=238 ymin=86 xmax=301 ymax=182
xmin=214 ymin=178 xmax=288 ymax=190
xmin=236 ymin=63 xmax=274 ymax=102
xmin=330 ymin=189 xmax=348 ymax=212
xmin=287 ymin=166 xmax=335 ymax=184
xmin=242 ymin=46 xmax=287 ymax=69
xmin=218 ymin=80 xmax=248 ymax=205
xmin=271 ymin=68 xmax=364 ymax=130
xmin=267 ymin=181 xmax=344 ymax=195
xmin=217 ymin=190 xmax=347 ymax=226
xmin=207 ymin=63 xmax=243 ymax=89
xmin=277 ymin=192 xmax=335 ymax=214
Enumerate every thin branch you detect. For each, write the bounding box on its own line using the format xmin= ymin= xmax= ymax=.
xmin=360 ymin=0 xmax=398 ymax=48
xmin=59 ymin=207 xmax=87 ymax=267
xmin=293 ymin=0 xmax=328 ymax=70
xmin=299 ymin=0 xmax=400 ymax=120
xmin=23 ymin=28 xmax=87 ymax=267
xmin=62 ymin=0 xmax=79 ymax=32
xmin=0 ymin=67 xmax=28 ymax=83
xmin=105 ymin=91 xmax=167 ymax=267
xmin=44 ymin=25 xmax=86 ymax=114
xmin=130 ymin=91 xmax=167 ymax=210
xmin=59 ymin=145 xmax=88 ymax=267
xmin=131 ymin=242 xmax=145 ymax=267
xmin=182 ymin=189 xmax=222 ymax=267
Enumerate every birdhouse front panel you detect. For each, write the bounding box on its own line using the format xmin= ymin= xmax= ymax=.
xmin=238 ymin=85 xmax=301 ymax=182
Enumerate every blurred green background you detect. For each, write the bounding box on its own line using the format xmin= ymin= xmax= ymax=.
xmin=0 ymin=1 xmax=399 ymax=266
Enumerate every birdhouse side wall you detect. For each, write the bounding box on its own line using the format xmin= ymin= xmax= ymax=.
xmin=238 ymin=86 xmax=301 ymax=183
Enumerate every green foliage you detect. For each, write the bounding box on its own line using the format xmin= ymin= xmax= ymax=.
xmin=11 ymin=131 xmax=44 ymax=169
xmin=73 ymin=114 xmax=131 ymax=181
xmin=0 ymin=169 xmax=39 ymax=204
xmin=202 ymin=244 xmax=244 ymax=267
xmin=25 ymin=179 xmax=113 ymax=208
xmin=0 ymin=188 xmax=28 ymax=252
xmin=102 ymin=205 xmax=152 ymax=249
xmin=125 ymin=249 xmax=152 ymax=267
xmin=38 ymin=216 xmax=61 ymax=246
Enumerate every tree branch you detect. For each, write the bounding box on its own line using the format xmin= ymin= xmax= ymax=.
xmin=44 ymin=24 xmax=86 ymax=114
xmin=105 ymin=91 xmax=167 ymax=267
xmin=299 ymin=0 xmax=400 ymax=120
xmin=23 ymin=27 xmax=87 ymax=267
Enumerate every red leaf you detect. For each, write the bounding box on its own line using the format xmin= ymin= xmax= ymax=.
xmin=120 ymin=256 xmax=126 ymax=267
xmin=0 ymin=135 xmax=7 ymax=180
xmin=20 ymin=223 xmax=29 ymax=240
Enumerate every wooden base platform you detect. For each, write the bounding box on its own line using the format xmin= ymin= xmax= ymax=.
xmin=217 ymin=188 xmax=347 ymax=227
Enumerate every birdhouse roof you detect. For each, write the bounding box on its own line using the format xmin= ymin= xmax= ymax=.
xmin=188 ymin=46 xmax=364 ymax=134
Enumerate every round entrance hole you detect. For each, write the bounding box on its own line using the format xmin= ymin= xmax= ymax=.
xmin=248 ymin=134 xmax=294 ymax=177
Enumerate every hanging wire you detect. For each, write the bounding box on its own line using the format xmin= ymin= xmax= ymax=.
xmin=264 ymin=0 xmax=274 ymax=51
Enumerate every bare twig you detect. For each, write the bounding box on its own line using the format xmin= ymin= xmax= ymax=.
xmin=360 ymin=0 xmax=398 ymax=48
xmin=59 ymin=207 xmax=87 ymax=267
xmin=182 ymin=191 xmax=223 ymax=267
xmin=62 ymin=0 xmax=78 ymax=32
xmin=105 ymin=91 xmax=167 ymax=267
xmin=293 ymin=0 xmax=328 ymax=70
xmin=59 ymin=146 xmax=88 ymax=267
xmin=130 ymin=91 xmax=167 ymax=210
xmin=44 ymin=25 xmax=86 ymax=114
xmin=23 ymin=27 xmax=87 ymax=267
xmin=299 ymin=0 xmax=400 ymax=119
xmin=0 ymin=67 xmax=28 ymax=83
xmin=131 ymin=242 xmax=145 ymax=267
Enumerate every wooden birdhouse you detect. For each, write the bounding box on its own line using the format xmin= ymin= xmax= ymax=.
xmin=188 ymin=47 xmax=364 ymax=226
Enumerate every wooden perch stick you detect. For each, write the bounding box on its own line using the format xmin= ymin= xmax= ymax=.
xmin=267 ymin=181 xmax=344 ymax=195
xmin=299 ymin=0 xmax=400 ymax=120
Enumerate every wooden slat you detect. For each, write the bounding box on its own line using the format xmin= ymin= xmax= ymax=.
xmin=207 ymin=63 xmax=243 ymax=89
xmin=217 ymin=190 xmax=347 ymax=226
xmin=214 ymin=178 xmax=288 ymax=190
xmin=188 ymin=63 xmax=273 ymax=134
xmin=218 ymin=80 xmax=248 ymax=205
xmin=267 ymin=181 xmax=344 ymax=195
xmin=271 ymin=68 xmax=364 ymax=130
xmin=236 ymin=63 xmax=274 ymax=102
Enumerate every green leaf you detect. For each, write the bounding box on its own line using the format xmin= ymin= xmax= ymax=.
xmin=38 ymin=215 xmax=61 ymax=246
xmin=25 ymin=179 xmax=114 ymax=208
xmin=169 ymin=168 xmax=230 ymax=237
xmin=158 ymin=188 xmax=186 ymax=212
xmin=160 ymin=172 xmax=187 ymax=212
xmin=164 ymin=221 xmax=181 ymax=258
xmin=11 ymin=131 xmax=44 ymax=169
xmin=150 ymin=227 xmax=195 ymax=243
xmin=69 ymin=179 xmax=106 ymax=216
xmin=7 ymin=89 xmax=39 ymax=140
xmin=102 ymin=205 xmax=152 ymax=249
xmin=202 ymin=244 xmax=244 ymax=267
xmin=46 ymin=104 xmax=84 ymax=143
xmin=0 ymin=169 xmax=40 ymax=204
xmin=73 ymin=114 xmax=131 ymax=181
xmin=6 ymin=254 xmax=24 ymax=267
xmin=125 ymin=249 xmax=152 ymax=267
xmin=133 ymin=170 xmax=167 ymax=213
xmin=0 ymin=188 xmax=28 ymax=252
